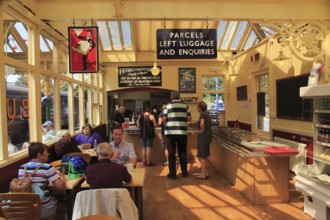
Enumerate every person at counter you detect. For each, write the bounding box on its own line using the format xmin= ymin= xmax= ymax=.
xmin=195 ymin=101 xmax=212 ymax=180
xmin=111 ymin=106 xmax=126 ymax=126
xmin=86 ymin=142 xmax=132 ymax=189
xmin=75 ymin=123 xmax=103 ymax=149
xmin=110 ymin=124 xmax=137 ymax=166
xmin=158 ymin=104 xmax=169 ymax=166
xmin=163 ymin=91 xmax=189 ymax=179
xmin=137 ymin=107 xmax=157 ymax=166
xmin=55 ymin=130 xmax=80 ymax=159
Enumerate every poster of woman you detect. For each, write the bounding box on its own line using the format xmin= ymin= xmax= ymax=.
xmin=68 ymin=26 xmax=99 ymax=73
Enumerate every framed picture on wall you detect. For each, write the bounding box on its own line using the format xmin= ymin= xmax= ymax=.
xmin=179 ymin=68 xmax=196 ymax=93
xmin=237 ymin=85 xmax=248 ymax=101
xmin=68 ymin=26 xmax=99 ymax=73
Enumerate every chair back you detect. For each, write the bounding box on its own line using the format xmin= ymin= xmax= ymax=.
xmin=64 ymin=152 xmax=91 ymax=165
xmin=72 ymin=188 xmax=138 ymax=220
xmin=0 ymin=193 xmax=41 ymax=220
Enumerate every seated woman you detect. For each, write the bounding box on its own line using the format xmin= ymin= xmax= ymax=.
xmin=54 ymin=130 xmax=80 ymax=159
xmin=18 ymin=142 xmax=66 ymax=220
xmin=75 ymin=123 xmax=103 ymax=149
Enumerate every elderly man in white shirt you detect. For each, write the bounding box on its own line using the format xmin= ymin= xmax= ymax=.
xmin=110 ymin=124 xmax=137 ymax=166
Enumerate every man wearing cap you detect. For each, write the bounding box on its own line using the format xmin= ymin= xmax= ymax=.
xmin=43 ymin=121 xmax=55 ymax=135
xmin=86 ymin=142 xmax=132 ymax=189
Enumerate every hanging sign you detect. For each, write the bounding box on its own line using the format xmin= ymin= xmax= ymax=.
xmin=118 ymin=66 xmax=162 ymax=87
xmin=157 ymin=29 xmax=217 ymax=59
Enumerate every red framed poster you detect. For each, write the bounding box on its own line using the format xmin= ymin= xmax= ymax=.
xmin=68 ymin=26 xmax=99 ymax=73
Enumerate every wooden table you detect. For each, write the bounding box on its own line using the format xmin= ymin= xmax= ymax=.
xmin=78 ymin=146 xmax=97 ymax=157
xmin=50 ymin=175 xmax=85 ymax=220
xmin=81 ymin=168 xmax=146 ymax=219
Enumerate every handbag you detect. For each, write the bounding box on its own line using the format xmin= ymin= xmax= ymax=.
xmin=9 ymin=163 xmax=44 ymax=193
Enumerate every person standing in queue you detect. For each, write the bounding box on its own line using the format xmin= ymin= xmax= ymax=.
xmin=195 ymin=101 xmax=212 ymax=179
xmin=111 ymin=106 xmax=126 ymax=126
xmin=158 ymin=104 xmax=169 ymax=166
xmin=137 ymin=107 xmax=157 ymax=166
xmin=162 ymin=91 xmax=189 ymax=179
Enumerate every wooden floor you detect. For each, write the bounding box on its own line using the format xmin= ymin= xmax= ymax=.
xmin=142 ymin=152 xmax=313 ymax=220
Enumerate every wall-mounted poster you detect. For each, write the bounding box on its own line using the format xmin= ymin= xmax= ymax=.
xmin=179 ymin=68 xmax=196 ymax=93
xmin=237 ymin=85 xmax=248 ymax=101
xmin=68 ymin=26 xmax=99 ymax=73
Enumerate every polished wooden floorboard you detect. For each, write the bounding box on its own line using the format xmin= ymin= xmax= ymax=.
xmin=142 ymin=153 xmax=312 ymax=220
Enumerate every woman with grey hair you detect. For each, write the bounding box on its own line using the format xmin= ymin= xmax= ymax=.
xmin=54 ymin=129 xmax=80 ymax=159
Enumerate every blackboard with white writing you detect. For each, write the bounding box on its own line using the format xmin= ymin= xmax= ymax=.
xmin=157 ymin=29 xmax=217 ymax=59
xmin=118 ymin=66 xmax=162 ymax=87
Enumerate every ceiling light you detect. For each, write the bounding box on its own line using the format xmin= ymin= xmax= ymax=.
xmin=273 ymin=48 xmax=290 ymax=64
xmin=151 ymin=62 xmax=160 ymax=76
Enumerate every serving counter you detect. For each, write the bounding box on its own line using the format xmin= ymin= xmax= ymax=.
xmin=208 ymin=126 xmax=290 ymax=204
xmin=123 ymin=126 xmax=199 ymax=163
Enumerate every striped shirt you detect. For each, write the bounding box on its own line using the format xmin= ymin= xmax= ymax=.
xmin=163 ymin=100 xmax=188 ymax=135
xmin=18 ymin=161 xmax=60 ymax=208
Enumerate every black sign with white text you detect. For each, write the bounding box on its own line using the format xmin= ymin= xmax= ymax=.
xmin=157 ymin=29 xmax=217 ymax=59
xmin=118 ymin=66 xmax=162 ymax=87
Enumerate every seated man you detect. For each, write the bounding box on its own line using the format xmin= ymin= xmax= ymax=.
xmin=110 ymin=124 xmax=137 ymax=166
xmin=86 ymin=142 xmax=132 ymax=189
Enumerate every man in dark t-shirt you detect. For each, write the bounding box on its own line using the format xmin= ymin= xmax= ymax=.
xmin=86 ymin=142 xmax=132 ymax=189
xmin=111 ymin=106 xmax=126 ymax=126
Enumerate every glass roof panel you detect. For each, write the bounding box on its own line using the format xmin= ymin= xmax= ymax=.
xmin=221 ymin=21 xmax=238 ymax=50
xmin=14 ymin=22 xmax=28 ymax=45
xmin=121 ymin=21 xmax=132 ymax=50
xmin=216 ymin=21 xmax=227 ymax=48
xmin=8 ymin=34 xmax=22 ymax=52
xmin=97 ymin=21 xmax=111 ymax=50
xmin=243 ymin=30 xmax=257 ymax=49
xmin=259 ymin=25 xmax=277 ymax=37
xmin=230 ymin=21 xmax=248 ymax=49
xmin=46 ymin=38 xmax=54 ymax=50
xmin=40 ymin=35 xmax=49 ymax=52
xmin=108 ymin=21 xmax=122 ymax=50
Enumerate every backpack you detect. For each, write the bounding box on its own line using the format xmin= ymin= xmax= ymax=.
xmin=68 ymin=156 xmax=87 ymax=180
xmin=10 ymin=163 xmax=44 ymax=193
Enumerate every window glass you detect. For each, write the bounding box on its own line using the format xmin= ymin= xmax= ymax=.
xmin=6 ymin=65 xmax=30 ymax=154
xmin=60 ymin=80 xmax=69 ymax=129
xmin=41 ymin=75 xmax=55 ymax=143
xmin=40 ymin=34 xmax=54 ymax=71
xmin=256 ymin=74 xmax=269 ymax=132
xmin=74 ymin=83 xmax=80 ymax=131
xmin=4 ymin=13 xmax=29 ymax=63
xmin=202 ymin=76 xmax=225 ymax=125
xmin=85 ymin=87 xmax=89 ymax=124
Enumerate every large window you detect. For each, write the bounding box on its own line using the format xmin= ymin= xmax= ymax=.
xmin=202 ymin=76 xmax=225 ymax=125
xmin=256 ymin=74 xmax=269 ymax=132
xmin=6 ymin=65 xmax=29 ymax=154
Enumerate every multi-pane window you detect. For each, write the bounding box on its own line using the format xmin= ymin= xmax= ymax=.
xmin=202 ymin=76 xmax=225 ymax=125
xmin=6 ymin=66 xmax=30 ymax=154
xmin=256 ymin=74 xmax=269 ymax=132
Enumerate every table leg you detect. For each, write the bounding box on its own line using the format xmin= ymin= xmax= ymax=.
xmin=135 ymin=187 xmax=143 ymax=220
xmin=66 ymin=189 xmax=73 ymax=220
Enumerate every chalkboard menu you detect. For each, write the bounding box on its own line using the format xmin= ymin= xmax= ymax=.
xmin=118 ymin=66 xmax=162 ymax=87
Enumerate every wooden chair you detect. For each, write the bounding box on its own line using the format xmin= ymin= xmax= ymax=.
xmin=64 ymin=152 xmax=91 ymax=165
xmin=0 ymin=193 xmax=41 ymax=220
